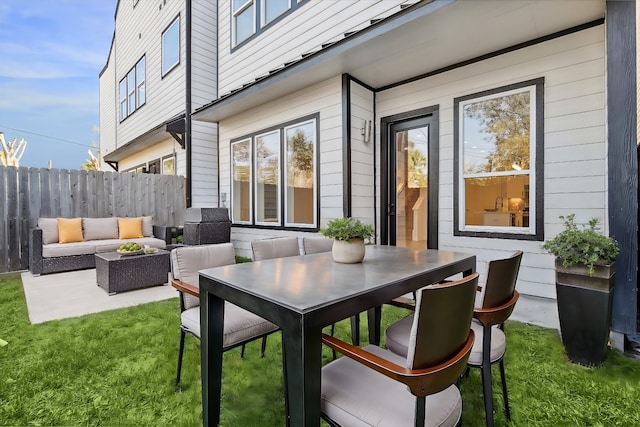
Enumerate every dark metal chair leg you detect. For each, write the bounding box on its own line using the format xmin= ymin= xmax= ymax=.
xmin=499 ymin=359 xmax=511 ymax=420
xmin=330 ymin=323 xmax=337 ymax=360
xmin=481 ymin=325 xmax=495 ymax=427
xmin=176 ymin=329 xmax=186 ymax=388
xmin=350 ymin=314 xmax=360 ymax=346
xmin=241 ymin=343 xmax=246 ymax=358
xmin=414 ymin=396 xmax=426 ymax=427
xmin=261 ymin=336 xmax=267 ymax=358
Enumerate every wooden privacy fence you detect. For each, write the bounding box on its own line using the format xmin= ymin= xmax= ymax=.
xmin=0 ymin=166 xmax=186 ymax=273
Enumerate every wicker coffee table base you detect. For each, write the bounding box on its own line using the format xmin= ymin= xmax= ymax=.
xmin=95 ymin=251 xmax=171 ymax=295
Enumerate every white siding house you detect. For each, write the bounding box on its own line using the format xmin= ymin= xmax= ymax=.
xmin=192 ymin=0 xmax=637 ymax=338
xmin=99 ymin=0 xmax=218 ymax=206
xmin=101 ymin=0 xmax=637 ymax=341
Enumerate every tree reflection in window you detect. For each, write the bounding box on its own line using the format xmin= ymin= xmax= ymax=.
xmin=464 ymin=92 xmax=530 ymax=175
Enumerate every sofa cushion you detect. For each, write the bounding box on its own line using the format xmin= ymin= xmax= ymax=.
xmin=118 ymin=217 xmax=143 ymax=239
xmin=93 ymin=237 xmax=167 ymax=253
xmin=57 ymin=218 xmax=83 ymax=243
xmin=42 ymin=241 xmax=96 ymax=258
xmin=38 ymin=218 xmax=59 ymax=244
xmin=83 ymin=217 xmax=118 ymax=241
xmin=142 ymin=216 xmax=153 ymax=237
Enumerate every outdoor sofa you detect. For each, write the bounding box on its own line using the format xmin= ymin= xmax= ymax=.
xmin=29 ymin=216 xmax=171 ymax=276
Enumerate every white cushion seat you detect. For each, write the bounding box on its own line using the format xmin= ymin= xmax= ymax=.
xmin=93 ymin=237 xmax=167 ymax=253
xmin=467 ymin=320 xmax=506 ymax=366
xmin=321 ymin=345 xmax=462 ymax=427
xmin=383 ymin=313 xmax=414 ymax=357
xmin=181 ymin=304 xmax=279 ymax=347
xmin=42 ymin=241 xmax=96 ymax=258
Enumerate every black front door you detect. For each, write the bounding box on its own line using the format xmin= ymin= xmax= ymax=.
xmin=382 ymin=109 xmax=439 ymax=248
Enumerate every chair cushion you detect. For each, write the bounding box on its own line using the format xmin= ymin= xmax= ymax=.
xmin=142 ymin=216 xmax=153 ymax=237
xmin=321 ymin=345 xmax=461 ymax=427
xmin=171 ymin=243 xmax=237 ymax=309
xmin=384 ymin=313 xmax=413 ymax=358
xmin=181 ymin=303 xmax=278 ymax=348
xmin=251 ymin=237 xmax=299 ymax=261
xmin=42 ymin=241 xmax=96 ymax=258
xmin=83 ymin=217 xmax=118 ymax=240
xmin=93 ymin=237 xmax=166 ymax=253
xmin=302 ymin=236 xmax=333 ymax=255
xmin=38 ymin=218 xmax=59 ymax=244
xmin=467 ymin=320 xmax=506 ymax=366
xmin=118 ymin=217 xmax=144 ymax=239
xmin=57 ymin=218 xmax=84 ymax=243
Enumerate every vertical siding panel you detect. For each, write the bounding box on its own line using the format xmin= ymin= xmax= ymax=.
xmin=6 ymin=167 xmax=20 ymax=271
xmin=0 ymin=167 xmax=7 ymax=272
xmin=18 ymin=167 xmax=30 ymax=270
xmin=50 ymin=169 xmax=61 ymax=217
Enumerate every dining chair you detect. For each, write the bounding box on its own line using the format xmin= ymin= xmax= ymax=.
xmin=467 ymin=250 xmax=522 ymax=427
xmin=170 ymin=243 xmax=279 ymax=388
xmin=251 ymin=236 xmax=300 ymax=261
xmin=385 ymin=251 xmax=522 ymax=427
xmin=320 ymin=273 xmax=479 ymax=427
xmin=301 ymin=236 xmax=333 ymax=255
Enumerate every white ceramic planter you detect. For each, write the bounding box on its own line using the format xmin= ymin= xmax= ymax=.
xmin=332 ymin=238 xmax=365 ymax=264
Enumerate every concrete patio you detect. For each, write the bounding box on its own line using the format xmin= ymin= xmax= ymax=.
xmin=21 ymin=269 xmax=178 ymax=324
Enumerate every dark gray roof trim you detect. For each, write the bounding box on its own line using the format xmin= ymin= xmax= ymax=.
xmin=193 ymin=0 xmax=448 ymax=119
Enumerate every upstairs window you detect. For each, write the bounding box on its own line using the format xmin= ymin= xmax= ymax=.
xmin=231 ymin=115 xmax=318 ymax=228
xmin=233 ymin=0 xmax=255 ymax=46
xmin=262 ymin=0 xmax=289 ymax=26
xmin=231 ymin=0 xmax=304 ymax=48
xmin=119 ymin=56 xmax=146 ymax=121
xmin=162 ymin=16 xmax=180 ymax=76
xmin=454 ymin=78 xmax=544 ymax=240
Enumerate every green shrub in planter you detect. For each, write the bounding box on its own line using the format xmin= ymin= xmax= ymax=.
xmin=542 ymin=214 xmax=620 ymax=365
xmin=542 ymin=214 xmax=619 ymax=275
xmin=320 ymin=217 xmax=375 ymax=243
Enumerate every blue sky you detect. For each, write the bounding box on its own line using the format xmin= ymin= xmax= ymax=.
xmin=0 ymin=0 xmax=116 ymax=169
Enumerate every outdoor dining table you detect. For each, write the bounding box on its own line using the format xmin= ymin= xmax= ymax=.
xmin=198 ymin=245 xmax=476 ymax=427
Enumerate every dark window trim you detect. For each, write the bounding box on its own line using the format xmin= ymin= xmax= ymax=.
xmin=230 ymin=0 xmax=308 ymax=52
xmin=230 ymin=112 xmax=320 ymax=230
xmin=161 ymin=14 xmax=181 ymax=78
xmin=118 ymin=54 xmax=146 ymax=122
xmin=453 ymin=77 xmax=544 ymax=241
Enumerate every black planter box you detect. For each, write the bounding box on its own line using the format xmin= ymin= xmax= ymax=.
xmin=556 ymin=261 xmax=615 ymax=366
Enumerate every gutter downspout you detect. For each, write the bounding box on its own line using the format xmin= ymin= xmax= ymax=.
xmin=185 ymin=0 xmax=193 ymax=207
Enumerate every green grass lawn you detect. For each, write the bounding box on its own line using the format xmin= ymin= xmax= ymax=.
xmin=1 ymin=274 xmax=639 ymax=426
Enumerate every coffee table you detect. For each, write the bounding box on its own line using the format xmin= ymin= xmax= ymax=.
xmin=95 ymin=251 xmax=171 ymax=295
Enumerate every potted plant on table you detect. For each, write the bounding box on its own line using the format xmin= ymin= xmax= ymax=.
xmin=320 ymin=217 xmax=375 ymax=264
xmin=542 ymin=214 xmax=620 ymax=366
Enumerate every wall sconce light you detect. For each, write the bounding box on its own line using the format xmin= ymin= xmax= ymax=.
xmin=360 ymin=120 xmax=372 ymax=143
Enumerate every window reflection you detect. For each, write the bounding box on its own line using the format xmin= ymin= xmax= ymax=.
xmin=232 ymin=140 xmax=251 ymax=223
xmin=256 ymin=131 xmax=280 ymax=223
xmin=461 ymin=88 xmax=533 ymax=229
xmin=285 ymin=121 xmax=315 ymax=226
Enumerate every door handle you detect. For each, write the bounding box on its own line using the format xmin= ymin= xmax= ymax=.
xmin=388 ymin=203 xmax=395 ymax=216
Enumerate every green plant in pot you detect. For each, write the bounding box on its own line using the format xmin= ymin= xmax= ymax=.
xmin=542 ymin=214 xmax=620 ymax=366
xmin=320 ymin=217 xmax=375 ymax=264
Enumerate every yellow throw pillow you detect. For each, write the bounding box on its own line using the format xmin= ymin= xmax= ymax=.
xmin=57 ymin=218 xmax=83 ymax=243
xmin=118 ymin=217 xmax=144 ymax=239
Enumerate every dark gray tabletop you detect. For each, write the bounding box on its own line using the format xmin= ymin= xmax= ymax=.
xmin=199 ymin=245 xmax=475 ymax=314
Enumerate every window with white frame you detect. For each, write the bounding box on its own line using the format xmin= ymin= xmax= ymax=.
xmin=162 ymin=16 xmax=180 ymax=76
xmin=454 ymin=78 xmax=543 ymax=240
xmin=230 ymin=115 xmax=318 ymax=228
xmin=118 ymin=56 xmax=146 ymax=121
